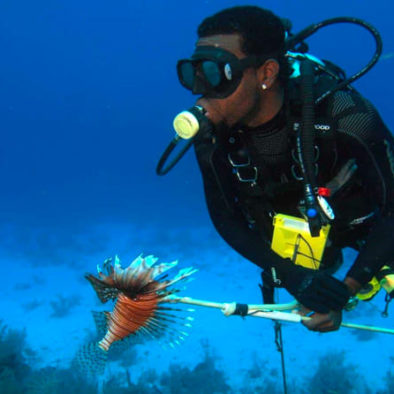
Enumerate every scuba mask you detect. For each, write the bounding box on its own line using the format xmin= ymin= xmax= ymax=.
xmin=177 ymin=46 xmax=267 ymax=99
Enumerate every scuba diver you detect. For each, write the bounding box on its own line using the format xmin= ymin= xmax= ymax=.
xmin=157 ymin=6 xmax=394 ymax=332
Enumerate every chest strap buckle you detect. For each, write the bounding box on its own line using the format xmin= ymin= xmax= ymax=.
xmin=228 ymin=153 xmax=258 ymax=185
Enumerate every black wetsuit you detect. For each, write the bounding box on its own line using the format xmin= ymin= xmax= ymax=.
xmin=193 ymin=87 xmax=394 ymax=292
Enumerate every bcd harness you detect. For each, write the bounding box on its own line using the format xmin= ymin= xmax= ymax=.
xmin=224 ymin=68 xmax=339 ymax=246
xmin=222 ymin=69 xmax=393 ymax=313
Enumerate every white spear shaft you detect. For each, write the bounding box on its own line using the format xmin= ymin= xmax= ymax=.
xmin=166 ymin=295 xmax=394 ymax=335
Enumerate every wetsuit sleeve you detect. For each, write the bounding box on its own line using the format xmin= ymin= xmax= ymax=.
xmin=330 ymin=90 xmax=394 ymax=285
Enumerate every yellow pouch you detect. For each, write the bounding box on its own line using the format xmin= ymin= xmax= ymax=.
xmin=271 ymin=214 xmax=331 ymax=270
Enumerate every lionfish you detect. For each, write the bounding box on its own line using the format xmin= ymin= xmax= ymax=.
xmin=75 ymin=254 xmax=197 ymax=377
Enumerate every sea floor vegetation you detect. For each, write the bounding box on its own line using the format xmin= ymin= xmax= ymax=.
xmin=0 ymin=319 xmax=392 ymax=394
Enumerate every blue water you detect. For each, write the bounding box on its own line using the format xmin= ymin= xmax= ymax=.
xmin=0 ymin=1 xmax=393 ymax=393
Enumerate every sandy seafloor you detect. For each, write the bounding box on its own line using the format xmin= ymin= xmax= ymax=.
xmin=0 ymin=219 xmax=392 ymax=393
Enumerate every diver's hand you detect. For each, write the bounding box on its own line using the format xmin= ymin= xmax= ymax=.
xmin=278 ymin=263 xmax=350 ymax=313
xmin=299 ymin=307 xmax=343 ymax=332
xmin=344 ymin=276 xmax=362 ymax=296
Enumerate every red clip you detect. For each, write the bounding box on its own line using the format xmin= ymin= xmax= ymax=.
xmin=318 ymin=187 xmax=331 ymax=197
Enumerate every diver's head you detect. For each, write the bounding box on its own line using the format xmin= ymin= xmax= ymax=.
xmin=197 ymin=6 xmax=288 ymax=85
xmin=177 ymin=6 xmax=287 ymax=127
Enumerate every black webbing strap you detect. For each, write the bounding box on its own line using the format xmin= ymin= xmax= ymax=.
xmin=260 ymin=271 xmax=288 ymax=394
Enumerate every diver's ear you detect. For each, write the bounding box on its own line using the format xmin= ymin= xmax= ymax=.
xmin=257 ymin=59 xmax=280 ymax=90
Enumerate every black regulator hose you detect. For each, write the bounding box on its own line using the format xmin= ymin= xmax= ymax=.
xmin=287 ymin=16 xmax=382 ymax=235
xmin=285 ymin=17 xmax=383 ymax=103
xmin=156 ymin=136 xmax=194 ymax=176
xmin=298 ymin=60 xmax=322 ymax=236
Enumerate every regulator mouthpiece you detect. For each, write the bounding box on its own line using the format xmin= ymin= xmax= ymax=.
xmin=156 ymin=106 xmax=212 ymax=176
xmin=173 ymin=111 xmax=199 ymax=139
xmin=173 ymin=105 xmax=207 ymax=139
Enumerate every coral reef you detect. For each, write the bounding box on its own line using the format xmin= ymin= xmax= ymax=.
xmin=0 ymin=320 xmax=33 ymax=394
xmin=0 ymin=318 xmax=393 ymax=394
xmin=25 ymin=367 xmax=98 ymax=394
xmin=377 ymin=357 xmax=394 ymax=394
xmin=159 ymin=341 xmax=230 ymax=394
xmin=379 ymin=369 xmax=394 ymax=394
xmin=241 ymin=353 xmax=284 ymax=394
xmin=304 ymin=350 xmax=371 ymax=394
xmin=49 ymin=294 xmax=81 ymax=318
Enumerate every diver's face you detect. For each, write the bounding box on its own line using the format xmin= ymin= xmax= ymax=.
xmin=195 ymin=34 xmax=263 ymax=128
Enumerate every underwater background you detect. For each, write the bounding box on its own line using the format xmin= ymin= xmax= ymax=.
xmin=0 ymin=0 xmax=393 ymax=393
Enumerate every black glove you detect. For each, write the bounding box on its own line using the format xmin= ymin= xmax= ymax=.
xmin=276 ymin=260 xmax=350 ymax=314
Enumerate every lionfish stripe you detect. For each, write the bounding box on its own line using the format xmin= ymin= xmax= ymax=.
xmin=123 ymin=259 xmax=147 ymax=286
xmin=131 ymin=265 xmax=154 ymax=288
xmin=110 ymin=315 xmax=144 ymax=335
xmin=98 ymin=337 xmax=112 ymax=351
xmin=101 ymin=293 xmax=160 ymax=349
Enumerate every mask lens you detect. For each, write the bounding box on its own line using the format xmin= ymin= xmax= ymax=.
xmin=178 ymin=61 xmax=196 ymax=89
xmin=178 ymin=46 xmax=255 ymax=98
xmin=201 ymin=61 xmax=222 ymax=87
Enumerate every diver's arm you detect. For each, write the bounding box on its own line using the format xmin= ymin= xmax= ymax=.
xmin=346 ymin=216 xmax=394 ymax=286
xmin=333 ymin=90 xmax=394 ymax=286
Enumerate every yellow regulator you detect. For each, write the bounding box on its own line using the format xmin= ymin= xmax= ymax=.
xmin=356 ymin=277 xmax=381 ymax=301
xmin=356 ymin=265 xmax=394 ymax=316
